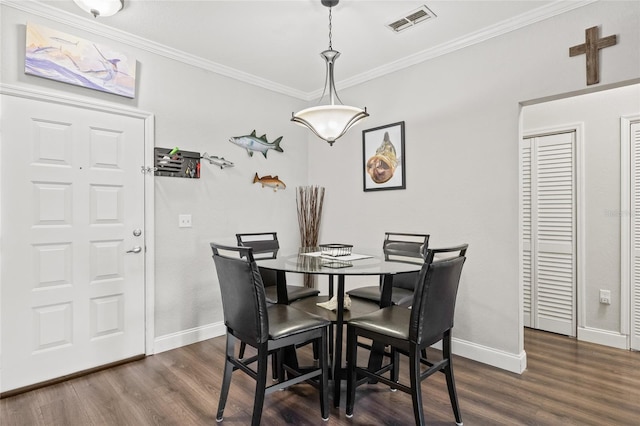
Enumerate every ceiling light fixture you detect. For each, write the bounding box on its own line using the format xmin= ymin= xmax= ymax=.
xmin=73 ymin=0 xmax=123 ymax=18
xmin=291 ymin=0 xmax=369 ymax=146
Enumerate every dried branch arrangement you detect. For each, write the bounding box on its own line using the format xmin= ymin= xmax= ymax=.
xmin=296 ymin=186 xmax=325 ymax=288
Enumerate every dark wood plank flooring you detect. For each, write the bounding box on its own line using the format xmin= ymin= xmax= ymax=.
xmin=2 ymin=328 xmax=639 ymax=425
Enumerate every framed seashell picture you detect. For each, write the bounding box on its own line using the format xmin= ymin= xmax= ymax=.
xmin=362 ymin=121 xmax=406 ymax=191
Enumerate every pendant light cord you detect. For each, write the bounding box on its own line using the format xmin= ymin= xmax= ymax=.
xmin=328 ymin=6 xmax=333 ymax=50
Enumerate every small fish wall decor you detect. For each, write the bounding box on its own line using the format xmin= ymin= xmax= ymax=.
xmin=201 ymin=152 xmax=234 ymax=169
xmin=229 ymin=130 xmax=283 ymax=158
xmin=253 ymin=173 xmax=286 ymax=191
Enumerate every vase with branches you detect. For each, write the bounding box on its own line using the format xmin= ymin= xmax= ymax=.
xmin=296 ymin=186 xmax=325 ymax=288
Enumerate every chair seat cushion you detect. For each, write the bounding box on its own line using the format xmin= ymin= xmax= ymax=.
xmin=346 ymin=286 xmax=381 ymax=302
xmin=347 ymin=286 xmax=414 ymax=307
xmin=265 ymin=285 xmax=320 ymax=304
xmin=267 ymin=304 xmax=330 ymax=340
xmin=347 ymin=306 xmax=411 ymax=342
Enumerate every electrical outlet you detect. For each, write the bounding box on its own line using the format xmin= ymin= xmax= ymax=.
xmin=599 ymin=289 xmax=611 ymax=305
xmin=178 ymin=214 xmax=192 ymax=228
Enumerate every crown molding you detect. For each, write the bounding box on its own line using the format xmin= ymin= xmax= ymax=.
xmin=4 ymin=0 xmax=596 ymax=101
xmin=2 ymin=0 xmax=309 ymax=100
xmin=330 ymin=0 xmax=598 ymax=96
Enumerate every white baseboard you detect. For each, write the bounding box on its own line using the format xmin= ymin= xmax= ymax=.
xmin=152 ymin=322 xmax=528 ymax=374
xmin=577 ymin=326 xmax=628 ymax=350
xmin=153 ymin=322 xmax=226 ymax=354
xmin=433 ymin=338 xmax=527 ymax=374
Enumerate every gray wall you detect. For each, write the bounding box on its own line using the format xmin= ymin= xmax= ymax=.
xmin=306 ymin=1 xmax=640 ymax=361
xmin=2 ymin=1 xmax=639 ymax=371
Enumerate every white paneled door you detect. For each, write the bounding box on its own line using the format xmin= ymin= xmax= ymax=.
xmin=522 ymin=131 xmax=576 ymax=336
xmin=1 ymin=95 xmax=146 ymax=393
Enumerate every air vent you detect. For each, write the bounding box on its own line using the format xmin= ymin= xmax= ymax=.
xmin=386 ymin=5 xmax=436 ymax=33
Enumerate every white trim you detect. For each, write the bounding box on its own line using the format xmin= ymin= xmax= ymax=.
xmin=432 ymin=338 xmax=527 ymax=374
xmin=1 ymin=0 xmax=596 ymax=101
xmin=0 ymin=83 xmax=151 ymax=119
xmin=154 ymin=321 xmax=528 ymax=374
xmin=153 ymin=322 xmax=226 ymax=354
xmin=621 ymin=115 xmax=640 ymax=349
xmin=577 ymin=326 xmax=629 ymax=350
xmin=0 ymin=83 xmax=157 ymax=357
xmin=453 ymin=338 xmax=527 ymax=374
xmin=517 ymin=107 xmax=525 ymax=354
xmin=143 ymin=114 xmax=156 ymax=356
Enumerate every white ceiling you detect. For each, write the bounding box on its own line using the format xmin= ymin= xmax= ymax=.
xmin=34 ymin=0 xmax=592 ymax=99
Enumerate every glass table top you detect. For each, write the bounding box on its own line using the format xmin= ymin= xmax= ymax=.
xmin=254 ymin=247 xmax=423 ymax=276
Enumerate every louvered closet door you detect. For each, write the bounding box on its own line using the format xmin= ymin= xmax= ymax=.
xmin=522 ymin=132 xmax=576 ymax=336
xmin=631 ymin=121 xmax=640 ymax=351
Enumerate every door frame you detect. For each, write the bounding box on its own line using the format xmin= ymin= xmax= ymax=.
xmin=621 ymin=114 xmax=640 ymax=348
xmin=521 ymin=122 xmax=584 ymax=336
xmin=0 ymin=83 xmax=156 ymax=356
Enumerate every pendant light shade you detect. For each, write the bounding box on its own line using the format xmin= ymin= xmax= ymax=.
xmin=291 ymin=1 xmax=369 ymax=146
xmin=73 ymin=0 xmax=123 ymax=18
xmin=292 ymin=105 xmax=368 ymax=144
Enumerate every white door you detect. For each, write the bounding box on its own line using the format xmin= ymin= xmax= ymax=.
xmin=631 ymin=121 xmax=640 ymax=351
xmin=1 ymin=94 xmax=146 ymax=392
xmin=522 ymin=131 xmax=576 ymax=336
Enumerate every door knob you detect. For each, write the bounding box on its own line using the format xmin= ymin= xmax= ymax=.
xmin=126 ymin=246 xmax=142 ymax=254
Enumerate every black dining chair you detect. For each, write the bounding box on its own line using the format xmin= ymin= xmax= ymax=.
xmin=236 ymin=232 xmax=321 ymax=361
xmin=236 ymin=232 xmax=320 ymax=304
xmin=347 ymin=232 xmax=429 ymax=307
xmin=345 ymin=244 xmax=468 ymax=426
xmin=211 ymin=243 xmax=330 ymax=425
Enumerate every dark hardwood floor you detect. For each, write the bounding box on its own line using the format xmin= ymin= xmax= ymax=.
xmin=2 ymin=328 xmax=639 ymax=425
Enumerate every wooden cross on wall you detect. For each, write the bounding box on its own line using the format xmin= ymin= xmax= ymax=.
xmin=569 ymin=26 xmax=617 ymax=85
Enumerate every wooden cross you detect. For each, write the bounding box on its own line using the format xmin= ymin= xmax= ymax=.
xmin=569 ymin=26 xmax=617 ymax=85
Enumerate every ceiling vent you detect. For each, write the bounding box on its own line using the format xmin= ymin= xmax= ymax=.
xmin=386 ymin=5 xmax=437 ymax=33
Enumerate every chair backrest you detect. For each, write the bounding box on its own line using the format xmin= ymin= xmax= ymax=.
xmin=211 ymin=243 xmax=269 ymax=345
xmin=409 ymin=244 xmax=468 ymax=346
xmin=383 ymin=232 xmax=429 ymax=290
xmin=236 ymin=232 xmax=279 ymax=255
xmin=383 ymin=232 xmax=429 ymax=260
xmin=236 ymin=232 xmax=280 ymax=288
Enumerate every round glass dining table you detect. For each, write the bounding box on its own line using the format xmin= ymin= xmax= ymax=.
xmin=255 ymin=247 xmax=424 ymax=407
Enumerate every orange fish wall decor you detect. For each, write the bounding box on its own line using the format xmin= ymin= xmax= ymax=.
xmin=253 ymin=173 xmax=286 ymax=191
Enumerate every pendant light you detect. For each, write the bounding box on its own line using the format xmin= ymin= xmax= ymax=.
xmin=73 ymin=0 xmax=123 ymax=18
xmin=291 ymin=0 xmax=369 ymax=146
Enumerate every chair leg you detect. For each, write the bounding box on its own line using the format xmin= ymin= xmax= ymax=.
xmin=251 ymin=344 xmax=269 ymax=426
xmin=319 ymin=328 xmax=329 ymax=421
xmin=216 ymin=334 xmax=235 ymax=422
xmin=390 ymin=347 xmax=399 ymax=390
xmin=409 ymin=345 xmax=425 ymax=426
xmin=345 ymin=325 xmax=357 ymax=417
xmin=443 ymin=333 xmax=463 ymax=425
xmin=272 ymin=351 xmax=279 ymax=380
xmin=239 ymin=341 xmax=246 ymax=359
